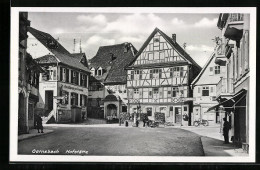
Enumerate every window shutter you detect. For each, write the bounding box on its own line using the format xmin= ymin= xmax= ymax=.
xmin=209 ymin=67 xmax=213 ymax=75
xmin=53 ymin=69 xmax=56 ymax=80
xmin=198 ymin=87 xmax=201 ymax=94
xmin=159 ymin=69 xmax=162 ymax=78
xmin=60 ymin=67 xmax=63 ymax=81
xmin=80 ymin=94 xmax=82 ymax=106
xmin=71 ymin=70 xmax=74 ymax=83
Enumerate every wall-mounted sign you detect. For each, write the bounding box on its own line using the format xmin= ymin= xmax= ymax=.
xmin=62 ymin=85 xmax=84 ymax=92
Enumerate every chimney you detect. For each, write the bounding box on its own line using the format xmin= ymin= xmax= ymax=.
xmin=172 ymin=34 xmax=176 ymax=43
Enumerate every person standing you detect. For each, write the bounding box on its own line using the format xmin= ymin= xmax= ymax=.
xmin=223 ymin=118 xmax=231 ymax=144
xmin=36 ymin=114 xmax=44 ymax=133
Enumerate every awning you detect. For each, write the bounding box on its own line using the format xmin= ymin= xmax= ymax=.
xmin=215 ymin=58 xmax=226 ymax=66
xmin=207 ymin=89 xmax=247 ymax=112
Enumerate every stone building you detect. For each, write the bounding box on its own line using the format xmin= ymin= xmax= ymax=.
xmin=126 ymin=28 xmax=201 ymax=126
xmin=208 ymin=13 xmax=250 ymax=152
xmin=18 ymin=12 xmax=44 ymax=134
xmin=88 ymin=43 xmax=137 ymax=119
xmin=28 ymin=27 xmax=90 ymax=123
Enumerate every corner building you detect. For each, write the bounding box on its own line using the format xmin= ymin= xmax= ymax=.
xmin=126 ymin=28 xmax=201 ymax=126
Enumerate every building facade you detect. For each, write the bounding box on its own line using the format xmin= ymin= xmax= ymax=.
xmin=191 ymin=44 xmax=227 ymax=125
xmin=126 ymin=28 xmax=201 ymax=126
xmin=18 ymin=12 xmax=44 ymax=134
xmin=209 ymin=13 xmax=250 ymax=152
xmin=88 ymin=43 xmax=137 ymax=119
xmin=28 ymin=27 xmax=90 ymax=123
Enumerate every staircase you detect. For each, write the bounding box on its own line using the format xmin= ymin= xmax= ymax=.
xmin=42 ymin=109 xmax=55 ymax=124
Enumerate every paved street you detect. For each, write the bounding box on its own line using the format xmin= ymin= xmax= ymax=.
xmin=18 ymin=125 xmax=204 ymax=156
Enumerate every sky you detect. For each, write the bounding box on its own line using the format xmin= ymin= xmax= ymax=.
xmin=27 ymin=12 xmax=221 ymax=67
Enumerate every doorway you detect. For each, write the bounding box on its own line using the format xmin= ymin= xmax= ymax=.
xmin=107 ymin=104 xmax=117 ymax=118
xmin=45 ymin=90 xmax=53 ymax=116
xmin=175 ymin=107 xmax=182 ymax=123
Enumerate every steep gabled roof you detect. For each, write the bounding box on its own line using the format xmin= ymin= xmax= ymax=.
xmin=28 ymin=27 xmax=70 ymax=56
xmin=128 ymin=28 xmax=201 ymax=70
xmin=28 ymin=27 xmax=90 ymax=73
xmin=191 ymin=52 xmax=216 ymax=86
xmin=89 ymin=43 xmax=137 ymax=84
xmin=34 ymin=54 xmax=58 ymax=64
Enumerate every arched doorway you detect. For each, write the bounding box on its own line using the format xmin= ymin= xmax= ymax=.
xmin=107 ymin=104 xmax=117 ymax=118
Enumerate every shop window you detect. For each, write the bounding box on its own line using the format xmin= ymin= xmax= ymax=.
xmin=202 ymin=87 xmax=209 ymax=96
xmin=61 ymin=91 xmax=69 ymax=105
xmin=147 ymin=107 xmax=152 ymax=116
xmin=71 ymin=93 xmax=78 ymax=106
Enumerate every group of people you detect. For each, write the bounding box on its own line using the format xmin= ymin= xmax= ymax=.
xmin=142 ymin=117 xmax=150 ymax=127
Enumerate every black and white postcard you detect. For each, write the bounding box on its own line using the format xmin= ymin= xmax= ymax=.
xmin=10 ymin=7 xmax=256 ymax=162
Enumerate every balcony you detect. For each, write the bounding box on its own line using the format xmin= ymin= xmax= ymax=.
xmin=229 ymin=13 xmax=244 ymax=23
xmin=216 ymin=78 xmax=234 ymax=98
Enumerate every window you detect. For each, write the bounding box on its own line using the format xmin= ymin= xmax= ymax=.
xmin=134 ymin=88 xmax=139 ymax=94
xmin=139 ymin=71 xmax=142 ymax=80
xmin=172 ymin=87 xmax=179 ymax=97
xmin=160 ymin=43 xmax=164 ymax=50
xmin=154 ymin=52 xmax=159 ymax=60
xmin=150 ymin=69 xmax=160 ymax=79
xmin=153 ymin=88 xmax=159 ymax=94
xmin=170 ymin=68 xmax=174 ymax=77
xmin=180 ymin=90 xmax=184 ymax=97
xmin=148 ymin=53 xmax=153 ymax=60
xmin=148 ymin=89 xmax=153 ymax=98
xmin=180 ymin=67 xmax=184 ymax=77
xmin=61 ymin=91 xmax=69 ymax=105
xmin=202 ymin=87 xmax=209 ymax=96
xmin=215 ymin=66 xmax=220 ymax=74
xmin=80 ymin=94 xmax=86 ymax=106
xmin=66 ymin=69 xmax=70 ymax=83
xmin=130 ymin=71 xmax=134 ymax=80
xmin=184 ymin=106 xmax=187 ymax=111
xmin=98 ymin=69 xmax=102 ymax=76
xmin=146 ymin=107 xmax=152 ymax=116
xmin=71 ymin=93 xmax=78 ymax=106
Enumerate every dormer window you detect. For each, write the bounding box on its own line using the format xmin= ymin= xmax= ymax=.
xmin=97 ymin=67 xmax=103 ymax=76
xmin=90 ymin=68 xmax=95 ymax=76
xmin=110 ymin=53 xmax=116 ymax=61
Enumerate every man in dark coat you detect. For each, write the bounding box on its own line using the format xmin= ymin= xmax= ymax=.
xmin=223 ymin=118 xmax=231 ymax=144
xmin=35 ymin=114 xmax=44 ymax=133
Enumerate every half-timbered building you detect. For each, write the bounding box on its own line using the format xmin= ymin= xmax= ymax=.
xmin=126 ymin=28 xmax=201 ymax=126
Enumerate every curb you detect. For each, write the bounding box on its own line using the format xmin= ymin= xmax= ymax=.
xmin=199 ymin=136 xmax=206 ymax=156
xmin=18 ymin=130 xmax=54 ymax=142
